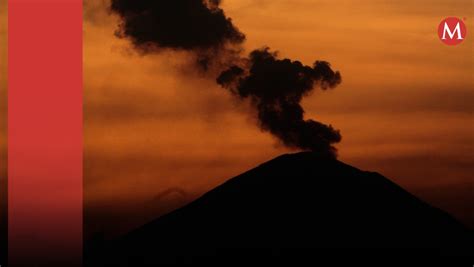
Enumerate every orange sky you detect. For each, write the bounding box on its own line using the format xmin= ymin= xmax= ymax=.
xmin=47 ymin=0 xmax=474 ymax=236
xmin=0 ymin=0 xmax=470 ymax=239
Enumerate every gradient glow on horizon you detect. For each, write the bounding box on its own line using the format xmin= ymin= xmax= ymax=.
xmin=82 ymin=0 xmax=473 ymax=236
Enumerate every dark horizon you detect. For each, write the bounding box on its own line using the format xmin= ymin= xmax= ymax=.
xmin=85 ymin=152 xmax=473 ymax=266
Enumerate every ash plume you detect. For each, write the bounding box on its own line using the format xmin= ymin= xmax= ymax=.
xmin=110 ymin=0 xmax=245 ymax=69
xmin=110 ymin=0 xmax=343 ymax=157
xmin=218 ymin=48 xmax=342 ymax=157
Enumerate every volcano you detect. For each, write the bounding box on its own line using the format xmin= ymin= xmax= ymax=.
xmin=88 ymin=152 xmax=472 ymax=265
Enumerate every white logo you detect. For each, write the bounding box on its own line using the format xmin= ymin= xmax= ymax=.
xmin=442 ymin=22 xmax=464 ymax=40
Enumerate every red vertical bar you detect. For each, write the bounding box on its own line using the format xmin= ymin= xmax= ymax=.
xmin=8 ymin=0 xmax=82 ymax=266
xmin=0 ymin=0 xmax=8 ymax=265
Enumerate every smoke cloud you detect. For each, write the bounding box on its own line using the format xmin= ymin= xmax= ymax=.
xmin=110 ymin=0 xmax=343 ymax=157
xmin=111 ymin=0 xmax=245 ymax=69
xmin=218 ymin=48 xmax=342 ymax=156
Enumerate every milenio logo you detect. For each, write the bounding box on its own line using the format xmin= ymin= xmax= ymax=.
xmin=438 ymin=17 xmax=467 ymax=45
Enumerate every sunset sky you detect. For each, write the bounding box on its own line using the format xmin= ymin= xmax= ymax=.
xmin=49 ymin=0 xmax=474 ymax=236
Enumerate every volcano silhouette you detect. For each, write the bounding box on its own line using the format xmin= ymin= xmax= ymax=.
xmin=88 ymin=152 xmax=472 ymax=265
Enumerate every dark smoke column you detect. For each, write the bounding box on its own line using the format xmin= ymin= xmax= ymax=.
xmin=110 ymin=0 xmax=245 ymax=69
xmin=218 ymin=48 xmax=342 ymax=157
xmin=110 ymin=0 xmax=343 ymax=158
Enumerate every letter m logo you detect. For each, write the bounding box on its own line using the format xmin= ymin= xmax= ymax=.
xmin=442 ymin=22 xmax=463 ymax=40
xmin=438 ymin=17 xmax=467 ymax=45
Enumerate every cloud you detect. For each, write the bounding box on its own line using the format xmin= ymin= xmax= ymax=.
xmin=110 ymin=0 xmax=343 ymax=157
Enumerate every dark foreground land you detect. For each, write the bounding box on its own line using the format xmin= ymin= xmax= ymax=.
xmin=86 ymin=152 xmax=472 ymax=265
